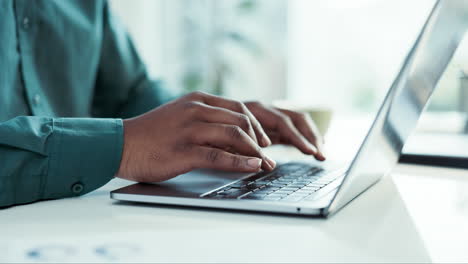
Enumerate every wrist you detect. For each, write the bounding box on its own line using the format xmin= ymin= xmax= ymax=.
xmin=117 ymin=119 xmax=134 ymax=178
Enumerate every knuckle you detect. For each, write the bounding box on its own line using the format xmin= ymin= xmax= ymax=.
xmin=206 ymin=149 xmax=221 ymax=163
xmin=252 ymin=145 xmax=263 ymax=156
xmin=182 ymin=101 xmax=197 ymax=109
xmin=255 ymin=145 xmax=263 ymax=153
xmin=173 ymin=143 xmax=193 ymax=153
xmin=192 ymin=91 xmax=204 ymax=97
xmin=250 ymin=101 xmax=263 ymax=108
xmin=278 ymin=112 xmax=292 ymax=124
xmin=298 ymin=112 xmax=308 ymax=119
xmin=184 ymin=92 xmax=195 ymax=100
xmin=237 ymin=114 xmax=251 ymax=131
xmin=231 ymin=156 xmax=242 ymax=168
xmin=183 ymin=101 xmax=203 ymax=115
xmin=239 ymin=102 xmax=249 ymax=113
xmin=226 ymin=125 xmax=243 ymax=140
xmin=186 ymin=91 xmax=205 ymax=100
xmin=231 ymin=100 xmax=245 ymax=112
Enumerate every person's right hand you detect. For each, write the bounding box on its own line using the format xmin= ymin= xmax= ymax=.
xmin=116 ymin=92 xmax=276 ymax=183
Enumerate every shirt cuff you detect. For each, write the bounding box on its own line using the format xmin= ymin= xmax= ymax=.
xmin=43 ymin=118 xmax=123 ymax=199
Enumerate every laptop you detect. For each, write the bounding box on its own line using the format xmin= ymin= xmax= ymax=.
xmin=112 ymin=0 xmax=468 ymax=217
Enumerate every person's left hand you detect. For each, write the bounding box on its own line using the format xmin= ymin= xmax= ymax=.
xmin=244 ymin=101 xmax=326 ymax=161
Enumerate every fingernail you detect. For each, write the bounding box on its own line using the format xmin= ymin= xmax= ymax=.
xmin=247 ymin=158 xmax=262 ymax=169
xmin=265 ymin=156 xmax=276 ymax=169
xmin=318 ymin=153 xmax=326 ymax=161
xmin=262 ymin=136 xmax=272 ymax=146
xmin=313 ymin=148 xmax=325 ymax=160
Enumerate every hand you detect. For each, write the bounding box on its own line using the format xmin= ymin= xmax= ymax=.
xmin=244 ymin=102 xmax=326 ymax=161
xmin=116 ymin=92 xmax=276 ymax=183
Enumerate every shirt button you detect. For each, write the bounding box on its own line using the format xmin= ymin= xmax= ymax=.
xmin=32 ymin=94 xmax=41 ymax=106
xmin=22 ymin=17 xmax=30 ymax=30
xmin=71 ymin=182 xmax=84 ymax=194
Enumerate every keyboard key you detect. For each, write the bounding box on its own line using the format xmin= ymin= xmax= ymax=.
xmin=307 ymin=183 xmax=326 ymax=188
xmin=254 ymin=181 xmax=272 ymax=186
xmin=204 ymin=162 xmax=342 ymax=201
xmin=295 ymin=178 xmax=316 ymax=183
xmin=262 ymin=175 xmax=281 ymax=181
xmin=245 ymin=184 xmax=265 ymax=190
xmin=272 ymin=189 xmax=295 ymax=195
xmin=282 ymin=175 xmax=300 ymax=179
xmin=267 ymin=192 xmax=283 ymax=197
xmin=313 ymin=181 xmax=331 ymax=186
xmin=295 ymin=190 xmax=315 ymax=195
xmin=260 ymin=186 xmax=281 ymax=192
xmin=269 ymin=183 xmax=287 ymax=188
xmin=287 ymin=184 xmax=306 ymax=188
xmin=228 ymin=182 xmax=249 ymax=188
xmin=217 ymin=189 xmax=251 ymax=198
xmin=252 ymin=189 xmax=273 ymax=195
xmin=301 ymin=187 xmax=320 ymax=192
xmin=281 ymin=187 xmax=301 ymax=192
xmin=242 ymin=193 xmax=267 ymax=200
xmin=277 ymin=164 xmax=301 ymax=172
xmin=263 ymin=196 xmax=282 ymax=201
xmin=276 ymin=178 xmax=294 ymax=182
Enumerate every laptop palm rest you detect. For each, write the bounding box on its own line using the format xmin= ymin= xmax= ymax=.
xmin=113 ymin=169 xmax=252 ymax=199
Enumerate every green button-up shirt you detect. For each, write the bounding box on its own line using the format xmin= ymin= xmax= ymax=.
xmin=0 ymin=0 xmax=175 ymax=207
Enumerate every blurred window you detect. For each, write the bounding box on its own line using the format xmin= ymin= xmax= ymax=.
xmin=112 ymin=0 xmax=468 ymax=133
xmin=289 ymin=0 xmax=468 ymax=133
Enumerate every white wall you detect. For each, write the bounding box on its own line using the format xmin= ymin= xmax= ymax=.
xmin=288 ymin=0 xmax=435 ymax=112
xmin=109 ymin=0 xmax=166 ymax=79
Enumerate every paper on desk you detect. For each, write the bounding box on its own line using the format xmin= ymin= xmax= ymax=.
xmin=1 ymin=233 xmax=160 ymax=263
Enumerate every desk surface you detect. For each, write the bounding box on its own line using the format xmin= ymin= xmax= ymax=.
xmin=2 ymin=145 xmax=468 ymax=263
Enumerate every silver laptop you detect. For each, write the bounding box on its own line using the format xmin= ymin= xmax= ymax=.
xmin=112 ymin=0 xmax=468 ymax=217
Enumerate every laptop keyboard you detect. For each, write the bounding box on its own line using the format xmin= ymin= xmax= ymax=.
xmin=203 ymin=162 xmax=344 ymax=202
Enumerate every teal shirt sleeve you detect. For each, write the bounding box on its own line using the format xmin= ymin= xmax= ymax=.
xmin=0 ymin=0 xmax=180 ymax=207
xmin=0 ymin=117 xmax=123 ymax=208
xmin=92 ymin=1 xmax=178 ymax=119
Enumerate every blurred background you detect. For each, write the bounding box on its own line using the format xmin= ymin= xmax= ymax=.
xmin=110 ymin=0 xmax=468 ymax=155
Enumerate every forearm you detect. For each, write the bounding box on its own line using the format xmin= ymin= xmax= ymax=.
xmin=0 ymin=116 xmax=123 ymax=207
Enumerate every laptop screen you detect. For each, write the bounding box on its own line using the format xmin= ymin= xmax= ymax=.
xmin=328 ymin=0 xmax=468 ymax=215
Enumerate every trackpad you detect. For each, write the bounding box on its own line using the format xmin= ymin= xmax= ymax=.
xmin=119 ymin=170 xmax=252 ymax=198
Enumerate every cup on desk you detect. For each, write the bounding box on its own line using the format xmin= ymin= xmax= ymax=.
xmin=273 ymin=100 xmax=333 ymax=136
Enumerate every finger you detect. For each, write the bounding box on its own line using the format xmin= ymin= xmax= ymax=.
xmin=197 ymin=93 xmax=271 ymax=147
xmin=270 ymin=109 xmax=323 ymax=159
xmin=295 ymin=120 xmax=325 ymax=161
xmin=190 ymin=146 xmax=264 ymax=173
xmin=242 ymin=105 xmax=319 ymax=156
xmin=265 ymin=131 xmax=282 ymax=144
xmin=278 ymin=109 xmax=326 ymax=160
xmin=187 ymin=102 xmax=258 ymax=146
xmin=189 ymin=123 xmax=276 ymax=171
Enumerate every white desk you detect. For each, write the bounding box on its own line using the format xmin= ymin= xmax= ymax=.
xmin=2 ymin=145 xmax=468 ymax=263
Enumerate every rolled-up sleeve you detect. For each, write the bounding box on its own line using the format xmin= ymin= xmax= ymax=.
xmin=0 ymin=116 xmax=123 ymax=208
